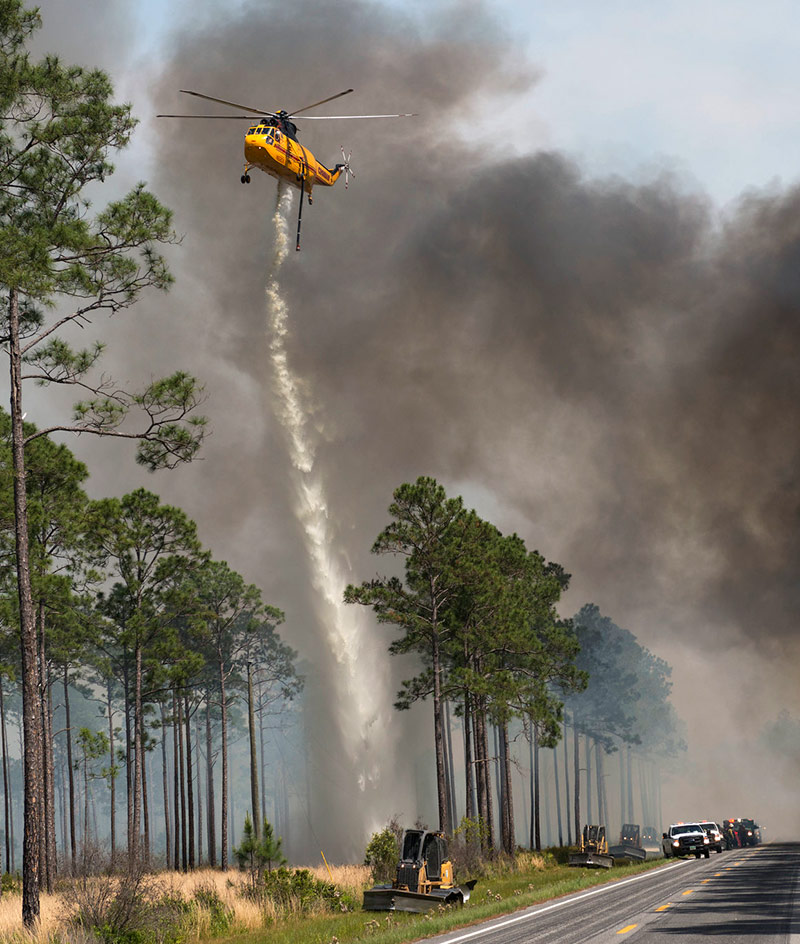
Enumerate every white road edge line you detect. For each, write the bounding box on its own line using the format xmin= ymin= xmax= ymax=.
xmin=436 ymin=861 xmax=686 ymax=944
xmin=789 ymin=846 xmax=800 ymax=944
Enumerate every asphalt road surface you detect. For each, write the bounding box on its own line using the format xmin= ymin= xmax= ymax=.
xmin=428 ymin=843 xmax=800 ymax=943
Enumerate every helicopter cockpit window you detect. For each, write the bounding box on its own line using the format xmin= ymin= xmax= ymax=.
xmin=248 ymin=126 xmax=257 ymax=134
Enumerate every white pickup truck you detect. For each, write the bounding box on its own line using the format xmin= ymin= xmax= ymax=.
xmin=661 ymin=823 xmax=711 ymax=858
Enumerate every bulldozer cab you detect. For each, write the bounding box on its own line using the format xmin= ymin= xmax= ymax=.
xmin=401 ymin=830 xmax=425 ymax=862
xmin=421 ymin=833 xmax=445 ymax=881
xmin=583 ymin=825 xmax=607 ymax=852
xmin=620 ymin=824 xmax=640 ymax=845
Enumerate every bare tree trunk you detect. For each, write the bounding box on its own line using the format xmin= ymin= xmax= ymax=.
xmin=172 ymin=694 xmax=180 ymax=872
xmin=184 ymin=694 xmax=194 ymax=870
xmin=177 ymin=695 xmax=186 ymax=871
xmin=444 ymin=701 xmax=457 ymax=830
xmin=431 ymin=630 xmax=449 ymax=835
xmin=553 ymin=738 xmax=563 ymax=847
xmin=10 ymin=286 xmax=43 ymax=926
xmin=142 ymin=739 xmax=151 ymax=863
xmin=533 ymin=726 xmax=541 ymax=851
xmin=195 ymin=713 xmax=203 ymax=866
xmin=160 ymin=704 xmax=171 ymax=870
xmin=123 ymin=662 xmax=132 ymax=855
xmin=130 ymin=645 xmax=144 ymax=864
xmin=205 ymin=696 xmax=216 ymax=868
xmin=257 ymin=677 xmax=267 ymax=831
xmin=594 ymin=740 xmax=604 ymax=827
xmin=500 ymin=722 xmax=514 ymax=854
xmin=573 ymin=724 xmax=580 ymax=841
xmin=585 ymin=736 xmax=593 ymax=823
xmin=0 ymin=677 xmax=10 ymax=873
xmin=563 ymin=722 xmax=572 ymax=846
xmin=626 ymin=745 xmax=634 ymax=823
xmin=107 ymin=680 xmax=116 ymax=867
xmin=37 ymin=613 xmax=54 ymax=892
xmin=462 ymin=690 xmax=475 ymax=822
xmin=218 ymin=655 xmax=229 ymax=871
xmin=246 ymin=662 xmax=260 ymax=837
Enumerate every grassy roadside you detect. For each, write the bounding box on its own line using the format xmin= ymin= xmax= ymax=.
xmin=214 ymin=857 xmax=668 ymax=944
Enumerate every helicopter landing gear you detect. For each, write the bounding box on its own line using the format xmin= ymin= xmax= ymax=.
xmin=240 ymin=174 xmax=251 ymax=184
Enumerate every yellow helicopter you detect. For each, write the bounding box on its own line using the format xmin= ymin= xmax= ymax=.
xmin=158 ymin=89 xmax=414 ymax=249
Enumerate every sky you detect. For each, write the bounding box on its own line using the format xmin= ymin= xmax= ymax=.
xmin=18 ymin=0 xmax=800 ymax=856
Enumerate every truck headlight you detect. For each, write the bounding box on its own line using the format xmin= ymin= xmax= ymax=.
xmin=672 ymin=840 xmax=680 ymax=847
xmin=703 ymin=837 xmax=709 ymax=844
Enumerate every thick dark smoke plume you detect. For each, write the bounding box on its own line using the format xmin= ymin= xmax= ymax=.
xmin=31 ymin=0 xmax=800 ymax=852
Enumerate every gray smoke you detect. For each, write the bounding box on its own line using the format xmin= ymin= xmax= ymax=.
xmin=28 ymin=0 xmax=800 ymax=852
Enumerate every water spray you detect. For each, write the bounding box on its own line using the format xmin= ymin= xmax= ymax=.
xmin=264 ymin=183 xmax=392 ymax=845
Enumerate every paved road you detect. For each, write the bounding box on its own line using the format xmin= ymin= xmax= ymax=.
xmin=427 ymin=843 xmax=800 ymax=943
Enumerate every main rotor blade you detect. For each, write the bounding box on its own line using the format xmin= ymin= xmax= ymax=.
xmin=288 ymin=89 xmax=354 ymax=117
xmin=179 ymin=89 xmax=275 ymax=116
xmin=156 ymin=114 xmax=262 ymax=119
xmin=296 ymin=113 xmax=417 ymax=119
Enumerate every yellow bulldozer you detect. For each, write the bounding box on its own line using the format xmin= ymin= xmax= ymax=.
xmin=568 ymin=824 xmax=614 ymax=869
xmin=363 ymin=829 xmax=477 ymax=913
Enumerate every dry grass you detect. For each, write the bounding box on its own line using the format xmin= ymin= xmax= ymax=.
xmin=0 ymin=888 xmax=62 ymax=939
xmin=0 ymin=863 xmax=372 ymax=943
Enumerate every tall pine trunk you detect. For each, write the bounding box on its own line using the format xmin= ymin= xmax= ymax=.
xmin=172 ymin=695 xmax=180 ymax=872
xmin=9 ymin=287 xmax=43 ymax=927
xmin=431 ymin=630 xmax=449 ymax=835
xmin=160 ymin=704 xmax=171 ymax=870
xmin=177 ymin=695 xmax=186 ymax=871
xmin=205 ymin=696 xmax=216 ymax=867
xmin=0 ymin=677 xmax=10 ymax=873
xmin=553 ymin=740 xmax=563 ymax=847
xmin=184 ymin=694 xmax=195 ymax=869
xmin=500 ymin=722 xmax=514 ymax=854
xmin=37 ymin=613 xmax=55 ymax=892
xmin=106 ymin=680 xmax=116 ymax=866
xmin=246 ymin=662 xmax=260 ymax=836
xmin=533 ymin=727 xmax=541 ymax=851
xmin=563 ymin=723 xmax=572 ymax=845
xmin=131 ymin=645 xmax=144 ymax=864
xmin=573 ymin=723 xmax=580 ymax=841
xmin=462 ymin=690 xmax=475 ymax=822
xmin=218 ymin=653 xmax=229 ymax=871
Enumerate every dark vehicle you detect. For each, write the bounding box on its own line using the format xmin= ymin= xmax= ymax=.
xmin=739 ymin=818 xmax=761 ymax=846
xmin=363 ymin=829 xmax=476 ymax=913
xmin=609 ymin=824 xmax=647 ymax=862
xmin=699 ymin=821 xmax=724 ymax=853
xmin=641 ymin=826 xmax=663 ymax=858
xmin=662 ymin=823 xmax=710 ymax=858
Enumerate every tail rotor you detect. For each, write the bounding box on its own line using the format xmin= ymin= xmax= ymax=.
xmin=339 ymin=146 xmax=355 ymax=189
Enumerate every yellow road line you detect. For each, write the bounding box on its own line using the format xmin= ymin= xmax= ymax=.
xmin=715 ymin=872 xmax=723 ymax=876
xmin=682 ymin=889 xmax=694 ymax=896
xmin=655 ymin=903 xmax=672 ymax=912
xmin=617 ymin=925 xmax=638 ymax=934
xmin=701 ymin=879 xmax=712 ymax=884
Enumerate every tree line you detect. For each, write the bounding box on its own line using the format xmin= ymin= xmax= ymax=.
xmin=346 ymin=477 xmax=685 ymax=855
xmin=0 ymin=408 xmax=302 ymax=891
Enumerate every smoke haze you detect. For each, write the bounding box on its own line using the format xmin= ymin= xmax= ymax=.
xmin=25 ymin=0 xmax=800 ymax=853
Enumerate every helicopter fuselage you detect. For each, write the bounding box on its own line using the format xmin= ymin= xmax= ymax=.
xmin=243 ymin=121 xmax=342 ymax=196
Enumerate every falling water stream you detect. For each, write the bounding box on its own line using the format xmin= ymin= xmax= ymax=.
xmin=264 ymin=184 xmax=390 ymax=845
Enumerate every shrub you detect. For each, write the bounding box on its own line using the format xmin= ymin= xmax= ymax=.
xmin=363 ymin=818 xmax=401 ymax=884
xmin=191 ymin=883 xmax=234 ymax=934
xmin=61 ymin=855 xmax=191 ymax=944
xmin=240 ymin=867 xmax=356 ymax=915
